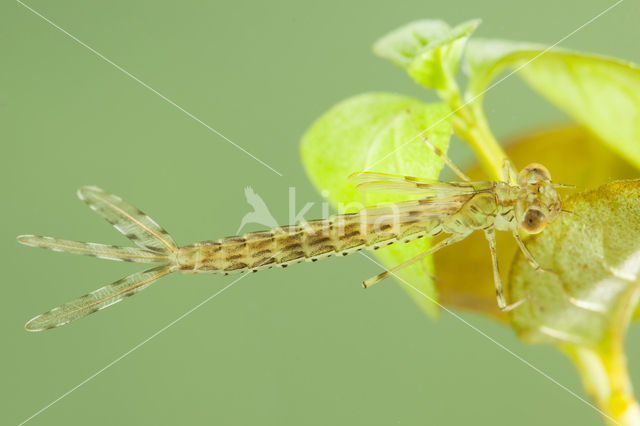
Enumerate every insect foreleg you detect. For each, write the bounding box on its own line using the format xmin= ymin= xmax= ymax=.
xmin=407 ymin=109 xmax=471 ymax=182
xmin=484 ymin=228 xmax=527 ymax=311
xmin=512 ymin=231 xmax=555 ymax=274
xmin=501 ymin=158 xmax=517 ymax=184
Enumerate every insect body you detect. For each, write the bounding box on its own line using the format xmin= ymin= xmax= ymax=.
xmin=18 ymin=162 xmax=566 ymax=331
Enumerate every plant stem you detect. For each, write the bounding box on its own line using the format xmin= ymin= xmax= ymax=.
xmin=449 ymin=97 xmax=509 ymax=181
xmin=565 ymin=345 xmax=640 ymax=426
xmin=453 ymin=102 xmax=508 ymax=180
xmin=563 ymin=282 xmax=640 ymax=425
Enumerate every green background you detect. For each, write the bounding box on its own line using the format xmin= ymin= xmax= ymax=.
xmin=2 ymin=1 xmax=639 ymax=425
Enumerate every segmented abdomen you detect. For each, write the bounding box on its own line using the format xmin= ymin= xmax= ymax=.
xmin=176 ymin=213 xmax=441 ymax=274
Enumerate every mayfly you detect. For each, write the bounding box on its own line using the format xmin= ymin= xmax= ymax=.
xmin=18 ymin=152 xmax=569 ymax=331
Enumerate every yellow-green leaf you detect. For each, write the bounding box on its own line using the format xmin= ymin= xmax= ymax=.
xmin=509 ymin=180 xmax=640 ymax=347
xmin=374 ymin=20 xmax=479 ymax=91
xmin=465 ymin=39 xmax=640 ymax=170
xmin=506 ymin=179 xmax=640 ymax=422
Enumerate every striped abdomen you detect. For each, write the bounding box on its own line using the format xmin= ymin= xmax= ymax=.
xmin=176 ymin=213 xmax=442 ymax=274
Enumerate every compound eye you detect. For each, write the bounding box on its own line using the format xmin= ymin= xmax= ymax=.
xmin=524 ymin=163 xmax=551 ymax=181
xmin=522 ymin=208 xmax=547 ymax=233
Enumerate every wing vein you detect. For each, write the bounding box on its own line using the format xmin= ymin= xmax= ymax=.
xmin=93 ymin=192 xmax=176 ymax=253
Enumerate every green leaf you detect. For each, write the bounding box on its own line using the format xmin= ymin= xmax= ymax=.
xmin=464 ymin=39 xmax=640 ymax=171
xmin=508 ymin=180 xmax=640 ymax=347
xmin=300 ymin=92 xmax=452 ymax=317
xmin=374 ymin=19 xmax=480 ymax=90
xmin=464 ymin=38 xmax=545 ymax=97
xmin=507 ymin=180 xmax=640 ymax=421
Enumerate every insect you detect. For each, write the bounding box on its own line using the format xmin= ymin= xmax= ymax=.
xmin=18 ymin=139 xmax=571 ymax=331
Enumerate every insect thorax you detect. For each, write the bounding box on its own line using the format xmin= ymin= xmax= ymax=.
xmin=492 ymin=182 xmax=520 ymax=231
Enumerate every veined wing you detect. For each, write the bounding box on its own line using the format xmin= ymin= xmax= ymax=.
xmin=78 ymin=186 xmax=177 ymax=254
xmin=357 ymin=195 xmax=473 ymax=225
xmin=25 ymin=265 xmax=173 ymax=331
xmin=17 ymin=235 xmax=170 ymax=263
xmin=350 ymin=172 xmax=494 ymax=196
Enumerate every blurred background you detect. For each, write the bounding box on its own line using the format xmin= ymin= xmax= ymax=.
xmin=2 ymin=0 xmax=639 ymax=424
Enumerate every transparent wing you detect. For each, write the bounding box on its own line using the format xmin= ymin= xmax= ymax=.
xmin=78 ymin=186 xmax=177 ymax=254
xmin=25 ymin=265 xmax=173 ymax=331
xmin=350 ymin=172 xmax=493 ymax=196
xmin=356 ymin=196 xmax=473 ymax=225
xmin=17 ymin=235 xmax=169 ymax=263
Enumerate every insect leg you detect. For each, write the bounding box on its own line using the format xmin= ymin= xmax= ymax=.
xmin=484 ymin=228 xmax=527 ymax=311
xmin=363 ymin=232 xmax=468 ymax=288
xmin=512 ymin=231 xmax=554 ymax=273
xmin=501 ymin=158 xmax=517 ymax=184
xmin=407 ymin=110 xmax=471 ymax=182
